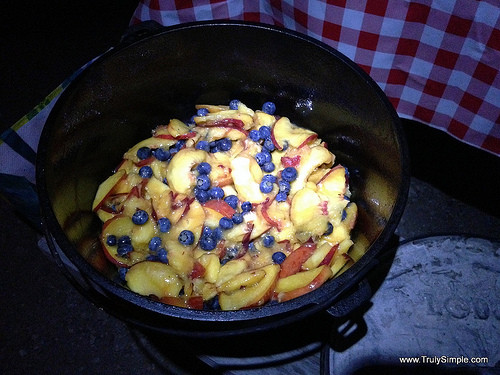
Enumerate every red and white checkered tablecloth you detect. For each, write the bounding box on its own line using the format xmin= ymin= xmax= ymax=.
xmin=130 ymin=0 xmax=500 ymax=156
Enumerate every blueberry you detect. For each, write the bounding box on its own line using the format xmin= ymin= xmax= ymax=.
xmin=260 ymin=179 xmax=274 ymax=193
xmin=212 ymin=227 xmax=223 ymax=242
xmin=139 ymin=165 xmax=153 ymax=178
xmin=117 ymin=235 xmax=131 ymax=245
xmin=262 ymin=162 xmax=275 ymax=173
xmin=117 ymin=243 xmax=133 ymax=256
xmin=262 ymin=174 xmax=277 ymax=183
xmin=200 ymin=235 xmax=216 ymax=251
xmin=232 ymin=212 xmax=244 ymax=224
xmin=196 ymin=140 xmax=210 ymax=151
xmin=209 ymin=187 xmax=224 ymax=200
xmin=196 ymin=174 xmax=211 ymax=190
xmin=225 ymin=247 xmax=239 ymax=260
xmin=224 ymin=195 xmax=238 ymax=209
xmin=272 ymin=251 xmax=286 ymax=264
xmin=171 ymin=140 xmax=186 ymax=152
xmin=118 ymin=267 xmax=128 ymax=281
xmin=341 ymin=210 xmax=347 ymax=221
xmin=157 ymin=248 xmax=168 ymax=263
xmin=248 ymin=241 xmax=256 ymax=252
xmin=219 ymin=217 xmax=234 ymax=230
xmin=278 ymin=180 xmax=290 ymax=193
xmin=204 ymin=296 xmax=220 ymax=310
xmin=324 ymin=222 xmax=334 ymax=235
xmin=241 ymin=201 xmax=252 ymax=213
xmin=157 ymin=217 xmax=171 ymax=233
xmin=197 ymin=162 xmax=212 ymax=175
xmin=263 ymin=138 xmax=275 ymax=152
xmin=255 ymin=151 xmax=271 ymax=166
xmin=202 ymin=226 xmax=213 ymax=237
xmin=262 ymin=101 xmax=276 ymax=115
xmin=275 ymin=192 xmax=288 ymax=202
xmin=258 ymin=126 xmax=272 ymax=139
xmin=153 ymin=147 xmax=170 ymax=161
xmin=229 ymin=99 xmax=240 ymax=110
xmin=178 ymin=230 xmax=195 ymax=246
xmin=106 ymin=235 xmax=117 ymax=246
xmin=249 ymin=130 xmax=261 ymax=142
xmin=148 ymin=236 xmax=162 ymax=251
xmin=210 ymin=144 xmax=219 ymax=153
xmin=218 ymin=138 xmax=232 ymax=152
xmin=195 ymin=188 xmax=210 ymax=203
xmin=136 ymin=146 xmax=151 ymax=160
xmin=281 ymin=166 xmax=298 ymax=182
xmin=262 ymin=234 xmax=275 ymax=247
xmin=132 ymin=209 xmax=149 ymax=225
xmin=197 ymin=108 xmax=209 ymax=116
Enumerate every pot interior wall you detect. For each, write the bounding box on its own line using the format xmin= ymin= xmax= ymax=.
xmin=38 ymin=22 xmax=407 ymax=329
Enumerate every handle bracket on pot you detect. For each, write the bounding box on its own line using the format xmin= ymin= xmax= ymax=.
xmin=326 ymin=277 xmax=372 ymax=318
xmin=324 ymin=279 xmax=373 ymax=352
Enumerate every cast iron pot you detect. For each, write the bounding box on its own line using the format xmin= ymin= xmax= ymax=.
xmin=36 ymin=21 xmax=410 ymax=337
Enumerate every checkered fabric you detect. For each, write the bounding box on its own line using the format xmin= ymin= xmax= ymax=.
xmin=131 ymin=0 xmax=500 ymax=156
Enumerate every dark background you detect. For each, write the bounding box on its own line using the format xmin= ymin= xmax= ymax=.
xmin=1 ymin=2 xmax=499 ymax=374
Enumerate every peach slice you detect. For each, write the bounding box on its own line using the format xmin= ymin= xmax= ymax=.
xmin=317 ymin=165 xmax=346 ymax=198
xmin=126 ymin=261 xmax=183 ymax=299
xmin=254 ymin=111 xmax=276 ymax=127
xmin=289 ymin=145 xmax=333 ymax=196
xmin=271 ymin=117 xmax=318 ymax=150
xmin=161 ymin=200 xmax=206 ymax=277
xmin=202 ymin=204 xmax=225 ymax=228
xmin=144 ymin=175 xmax=169 ymax=198
xmin=218 ymin=264 xmax=280 ymax=310
xmin=278 ymin=242 xmax=317 ymax=278
xmin=217 ymin=268 xmax=267 ymax=294
xmin=274 ymin=265 xmax=333 ymax=302
xmin=195 ymin=104 xmax=230 ymax=113
xmin=153 ymin=119 xmax=194 ymax=139
xmin=301 ymin=242 xmax=337 ymax=270
xmin=244 ymin=207 xmax=272 ymax=241
xmin=230 ymin=155 xmax=266 ymax=203
xmin=165 ymin=148 xmax=207 ymax=194
xmin=275 ymin=264 xmax=330 ymax=293
xmin=194 ymin=111 xmax=254 ymax=130
xmin=166 ymin=119 xmax=191 ymax=138
xmin=342 ymin=202 xmax=358 ymax=230
xmin=234 ymin=102 xmax=255 ymax=116
xmin=330 ymin=239 xmax=354 ymax=276
xmin=215 ymin=258 xmax=248 ymax=285
xmin=100 ymin=215 xmax=149 ymax=267
xmin=92 ymin=169 xmax=127 ymax=212
xmin=290 ymin=187 xmax=329 ymax=238
xmin=196 ymin=253 xmax=220 ymax=283
xmin=195 ymin=124 xmax=248 ymax=140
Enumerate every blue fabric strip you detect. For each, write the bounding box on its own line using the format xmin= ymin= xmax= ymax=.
xmin=0 ymin=128 xmax=37 ymax=165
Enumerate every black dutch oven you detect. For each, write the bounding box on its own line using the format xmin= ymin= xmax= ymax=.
xmin=36 ymin=21 xmax=410 ymax=337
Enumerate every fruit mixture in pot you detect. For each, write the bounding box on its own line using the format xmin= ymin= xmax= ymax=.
xmin=92 ymin=101 xmax=357 ymax=311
